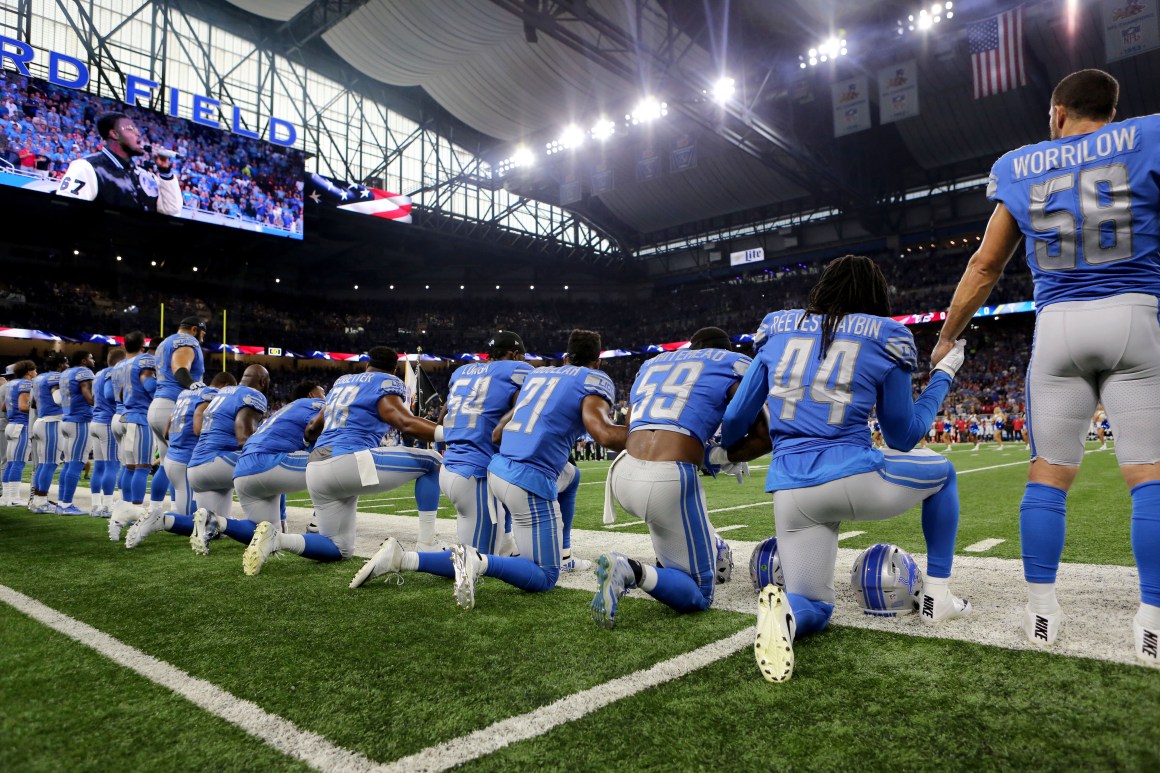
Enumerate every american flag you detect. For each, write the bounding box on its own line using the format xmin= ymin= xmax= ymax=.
xmin=306 ymin=172 xmax=413 ymax=223
xmin=968 ymin=6 xmax=1027 ymax=99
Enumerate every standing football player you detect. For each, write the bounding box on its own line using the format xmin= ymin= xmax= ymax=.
xmin=1 ymin=360 xmax=37 ymax=505
xmin=724 ymin=255 xmax=972 ymax=682
xmin=56 ymin=350 xmax=96 ymax=515
xmin=28 ymin=352 xmax=66 ymax=512
xmin=146 ymin=317 xmax=207 ymax=515
xmin=932 ymin=69 xmax=1160 ymax=665
xmin=111 ymin=331 xmax=157 ymax=528
xmin=590 ymin=326 xmax=769 ymax=628
xmin=89 ymin=348 xmax=126 ymax=517
xmin=242 ymin=347 xmax=441 ymax=575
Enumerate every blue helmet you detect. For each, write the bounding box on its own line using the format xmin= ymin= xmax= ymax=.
xmin=749 ymin=537 xmax=784 ymax=592
xmin=851 ymin=543 xmax=923 ymax=617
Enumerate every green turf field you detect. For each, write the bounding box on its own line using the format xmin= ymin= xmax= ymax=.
xmin=2 ymin=440 xmax=1157 ymax=771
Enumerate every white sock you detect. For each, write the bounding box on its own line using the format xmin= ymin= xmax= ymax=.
xmin=924 ymin=575 xmax=949 ymax=596
xmin=561 ymin=548 xmax=572 ymax=561
xmin=60 ymin=500 xmax=72 ymax=507
xmin=401 ymin=552 xmax=420 ymax=571
xmin=279 ymin=532 xmax=305 ymax=555
xmin=1027 ymin=582 xmax=1059 ymax=613
xmin=478 ymin=552 xmax=489 ymax=573
xmin=1137 ymin=602 xmax=1160 ymax=630
xmin=417 ymin=511 xmax=438 ymax=544
xmin=639 ymin=563 xmax=659 ymax=592
xmin=162 ymin=515 xmax=175 ymax=530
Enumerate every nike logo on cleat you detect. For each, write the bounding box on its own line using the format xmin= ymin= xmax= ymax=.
xmin=1143 ymin=630 xmax=1159 ymax=659
xmin=1034 ymin=616 xmax=1050 ymax=641
xmin=922 ymin=595 xmax=934 ymax=618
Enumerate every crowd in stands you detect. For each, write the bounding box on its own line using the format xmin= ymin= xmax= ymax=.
xmin=0 ymin=71 xmax=303 ymax=233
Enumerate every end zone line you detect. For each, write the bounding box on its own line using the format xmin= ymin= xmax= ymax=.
xmin=0 ymin=584 xmax=383 ymax=773
xmin=381 ymin=627 xmax=754 ymax=773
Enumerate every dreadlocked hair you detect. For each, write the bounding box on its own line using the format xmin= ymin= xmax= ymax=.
xmin=801 ymin=254 xmax=892 ymax=358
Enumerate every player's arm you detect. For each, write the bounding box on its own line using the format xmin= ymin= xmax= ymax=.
xmin=581 ymin=395 xmax=627 ymax=452
xmin=54 ymin=157 xmax=98 ymax=201
xmin=723 ymin=383 xmax=772 ymax=462
xmin=932 ymin=203 xmax=1023 ymax=365
xmin=235 ymin=406 xmax=263 ymax=447
xmin=721 ymin=356 xmax=770 ymax=448
xmin=51 ymin=384 xmax=62 ymax=405
xmin=304 ymin=410 xmax=325 ymax=444
xmin=492 ymin=406 xmax=515 ymax=444
xmin=80 ymin=379 xmax=94 ymax=405
xmin=139 ymin=365 xmax=157 ymax=397
xmin=172 ymin=346 xmax=198 ymax=388
xmin=191 ymin=402 xmax=210 ymax=436
xmin=17 ymin=390 xmax=31 ymax=413
xmin=154 ymin=164 xmax=182 ymax=216
xmin=876 ymin=368 xmax=954 ymax=451
xmin=378 ymin=394 xmax=437 ymax=442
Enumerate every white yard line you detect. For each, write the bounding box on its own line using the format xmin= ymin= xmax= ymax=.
xmin=707 ymin=502 xmax=768 ymax=514
xmin=604 ymin=520 xmax=646 ymax=529
xmin=0 ymin=584 xmax=385 ymax=773
xmin=837 ymin=530 xmax=866 ymax=541
xmin=963 ymin=538 xmax=1006 ymax=553
xmin=715 ymin=524 xmax=749 ymax=533
xmin=380 ymin=628 xmax=753 ymax=773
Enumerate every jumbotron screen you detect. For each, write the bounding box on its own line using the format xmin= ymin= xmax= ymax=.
xmin=0 ymin=70 xmax=304 ymax=239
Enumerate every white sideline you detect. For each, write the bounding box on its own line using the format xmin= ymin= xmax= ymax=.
xmin=379 ymin=628 xmax=753 ymax=773
xmin=964 ymin=538 xmax=1006 ymax=552
xmin=716 ymin=524 xmax=749 ymax=532
xmin=837 ymin=530 xmax=866 ymax=541
xmin=0 ymin=584 xmax=384 ymax=773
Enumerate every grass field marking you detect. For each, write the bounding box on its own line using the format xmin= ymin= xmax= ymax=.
xmin=837 ymin=530 xmax=866 ymax=541
xmin=604 ymin=520 xmax=646 ymax=529
xmin=963 ymin=538 xmax=1007 ymax=552
xmin=0 ymin=583 xmax=383 ymax=773
xmin=716 ymin=524 xmax=749 ymax=533
xmin=380 ymin=627 xmax=755 ymax=773
xmin=956 ymin=460 xmax=1027 ymax=475
xmin=707 ymin=502 xmax=769 ymax=514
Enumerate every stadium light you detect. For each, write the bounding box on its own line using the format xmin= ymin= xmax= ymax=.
xmin=459 ymin=285 xmax=465 ymax=290
xmin=151 ymin=260 xmax=157 ymax=266
xmin=193 ymin=266 xmax=198 ymax=272
xmin=564 ymin=285 xmax=569 ymax=290
xmin=495 ymin=285 xmax=501 ymax=290
xmin=799 ymin=36 xmax=846 ymax=67
xmin=902 ymin=2 xmax=952 ymax=32
xmin=275 ymin=277 xmax=280 ymax=283
xmin=115 ymin=255 xmax=121 ymax=261
xmin=73 ymin=249 xmax=80 ymax=255
xmin=590 ymin=117 xmax=616 ymax=141
xmin=529 ymin=284 xmax=535 ymax=290
xmin=389 ymin=284 xmax=394 ymax=290
xmin=628 ymin=96 xmax=667 ymax=125
xmin=709 ymin=76 xmax=735 ymax=104
xmin=353 ymin=284 xmax=358 ymax=289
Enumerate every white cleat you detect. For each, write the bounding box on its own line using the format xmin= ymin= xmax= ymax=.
xmin=416 ymin=540 xmax=448 ymax=554
xmin=189 ymin=508 xmax=219 ymax=556
xmin=449 ymin=543 xmax=483 ymax=610
xmin=1134 ymin=617 xmax=1160 ymax=669
xmin=590 ymin=552 xmax=634 ymax=629
xmin=560 ymin=556 xmax=593 ymax=573
xmin=919 ymin=587 xmax=972 ymax=624
xmin=1023 ymin=605 xmax=1062 ymax=646
xmin=109 ymin=503 xmax=145 ymax=543
xmin=715 ymin=535 xmax=734 ymax=583
xmin=350 ymin=536 xmax=403 ymax=589
xmin=124 ymin=511 xmax=163 ymax=549
xmin=243 ymin=521 xmax=279 ymax=576
xmin=755 ymin=584 xmax=796 ymax=683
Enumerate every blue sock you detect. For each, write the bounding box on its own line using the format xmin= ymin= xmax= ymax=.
xmin=921 ymin=462 xmax=960 ymax=579
xmin=105 ymin=463 xmax=120 ymax=496
xmin=483 ymin=555 xmax=556 ymax=592
xmin=130 ymin=467 xmax=150 ymax=503
xmin=279 ymin=494 xmax=287 ymax=522
xmin=1020 ymin=482 xmax=1068 ymax=583
xmin=415 ymin=467 xmax=441 ymax=511
xmin=558 ymin=468 xmax=581 ymax=551
xmin=647 ymin=567 xmax=711 ymax=612
xmin=4 ymin=461 xmax=24 ymax=483
xmin=33 ymin=463 xmax=51 ymax=493
xmin=417 ymin=550 xmax=455 ymax=577
xmin=118 ymin=466 xmax=130 ymax=495
xmin=90 ymin=460 xmax=103 ymax=495
xmin=787 ymin=593 xmax=835 ymax=637
xmin=1131 ymin=481 xmax=1160 ymax=607
xmin=58 ymin=462 xmax=83 ymax=503
xmin=301 ymin=534 xmax=343 ymax=562
xmin=166 ymin=514 xmax=194 ymax=537
xmin=223 ymin=518 xmax=257 ymax=545
xmin=150 ymin=465 xmax=169 ymax=504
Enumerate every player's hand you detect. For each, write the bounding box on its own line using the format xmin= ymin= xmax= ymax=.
xmin=153 ymin=153 xmax=172 ymax=173
xmin=705 ymin=444 xmax=748 ymax=483
xmin=931 ymin=338 xmax=967 ymax=378
xmin=723 ymin=460 xmax=749 ymax=484
xmin=189 ymin=381 xmax=206 ymax=390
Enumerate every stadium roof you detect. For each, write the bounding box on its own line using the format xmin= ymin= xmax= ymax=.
xmin=221 ymin=0 xmax=1160 ymax=248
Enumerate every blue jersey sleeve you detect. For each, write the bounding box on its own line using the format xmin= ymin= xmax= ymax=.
xmin=76 ymin=367 xmax=95 ymax=382
xmin=882 ymin=322 xmax=918 ymax=372
xmin=583 ymin=371 xmax=615 ymax=405
xmin=379 ymin=375 xmax=408 ymax=400
xmin=510 ymin=361 xmax=533 ymax=386
xmin=752 ymin=312 xmax=776 ymax=353
xmin=241 ymin=389 xmax=268 ymax=413
xmin=721 ymin=354 xmax=769 ymax=448
xmin=876 ymin=370 xmax=952 ymax=450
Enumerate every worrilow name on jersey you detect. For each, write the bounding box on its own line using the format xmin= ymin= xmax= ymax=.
xmin=1009 ymin=126 xmax=1138 ymax=180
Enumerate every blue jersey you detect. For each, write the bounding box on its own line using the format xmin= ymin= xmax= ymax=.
xmin=115 ymin=353 xmax=156 ymax=424
xmin=190 ymin=385 xmax=268 ymax=466
xmin=315 ymin=371 xmax=409 ymax=456
xmin=987 ymin=115 xmax=1160 ymax=308
xmin=60 ymin=366 xmax=96 ymax=422
xmin=942 ymin=421 xmax=952 ymax=432
xmin=6 ymin=378 xmax=32 ymax=425
xmin=443 ymin=359 xmax=534 ymax=478
xmin=154 ymin=332 xmax=204 ymax=401
xmin=111 ymin=358 xmax=129 ymax=416
xmin=31 ymin=372 xmax=62 ymax=418
xmin=722 ymin=310 xmax=951 ymax=492
xmin=167 ymin=386 xmax=218 ymax=465
xmin=235 ymin=397 xmax=326 ymax=478
xmin=92 ymin=368 xmax=116 ymax=424
xmin=628 ymin=348 xmax=750 ymax=445
xmin=489 ymin=365 xmax=615 ymax=500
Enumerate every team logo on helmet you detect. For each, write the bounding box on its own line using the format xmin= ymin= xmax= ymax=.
xmin=850 ymin=543 xmax=923 ymax=617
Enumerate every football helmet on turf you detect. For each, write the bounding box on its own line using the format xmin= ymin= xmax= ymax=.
xmin=749 ymin=537 xmax=784 ymax=592
xmin=851 ymin=542 xmax=923 ymax=616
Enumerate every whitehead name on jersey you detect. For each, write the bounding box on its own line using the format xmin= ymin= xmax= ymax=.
xmin=154 ymin=332 xmax=205 ymax=401
xmin=189 ymin=385 xmax=268 ymax=466
xmin=748 ymin=310 xmax=918 ymax=491
xmin=314 ymin=371 xmax=409 ymax=456
xmin=490 ymin=365 xmax=615 ymax=500
xmin=988 ymin=115 xmax=1160 ymax=307
xmin=443 ymin=359 xmax=533 ymax=478
xmin=629 ymin=348 xmax=750 ymax=443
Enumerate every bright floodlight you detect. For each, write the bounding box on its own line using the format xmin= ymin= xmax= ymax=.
xmin=711 ymin=76 xmax=735 ymax=104
xmin=511 ymin=145 xmax=535 ymax=167
xmin=559 ymin=124 xmax=585 ymax=149
xmin=630 ymin=96 xmax=667 ymax=124
xmin=591 ymin=117 xmax=616 ymax=140
xmin=917 ymin=13 xmax=932 ymax=29
xmin=932 ymin=3 xmax=942 ymax=12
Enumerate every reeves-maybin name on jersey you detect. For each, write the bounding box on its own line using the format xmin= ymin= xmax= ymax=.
xmin=189 ymin=385 xmax=268 ymax=466
xmin=489 ymin=365 xmax=615 ymax=500
xmin=443 ymin=359 xmax=533 ymax=478
xmin=315 ymin=372 xmax=409 ymax=456
xmin=628 ymin=348 xmax=750 ymax=444
xmin=988 ymin=114 xmax=1160 ymax=307
xmin=154 ymin=332 xmax=205 ymax=401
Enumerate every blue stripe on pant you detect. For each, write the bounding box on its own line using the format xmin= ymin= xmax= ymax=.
xmin=643 ymin=463 xmax=716 ymax=613
xmin=482 ymin=491 xmax=561 ymax=593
